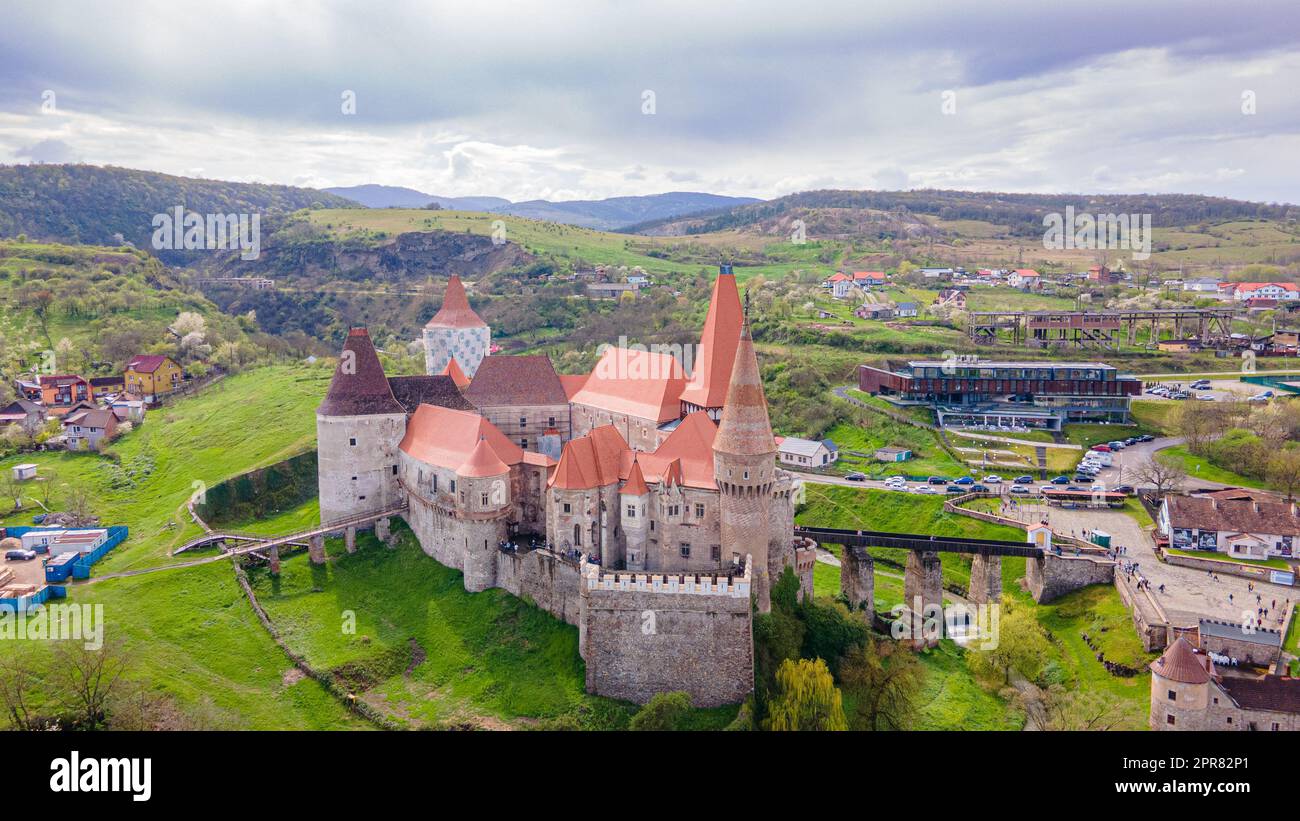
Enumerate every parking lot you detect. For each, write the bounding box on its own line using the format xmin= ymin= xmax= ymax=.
xmin=1 ymin=553 xmax=47 ymax=587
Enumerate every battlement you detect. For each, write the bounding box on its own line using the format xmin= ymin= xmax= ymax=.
xmin=580 ymin=554 xmax=752 ymax=598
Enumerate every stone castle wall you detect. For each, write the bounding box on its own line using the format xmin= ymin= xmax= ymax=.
xmin=578 ymin=562 xmax=754 ymax=707
xmin=1027 ymin=552 xmax=1115 ymax=603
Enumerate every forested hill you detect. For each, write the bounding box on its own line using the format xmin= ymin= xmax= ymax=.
xmin=0 ymin=164 xmax=357 ymax=256
xmin=630 ymin=188 xmax=1300 ymax=237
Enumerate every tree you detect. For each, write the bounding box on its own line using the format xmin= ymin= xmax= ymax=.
xmin=52 ymin=638 xmax=131 ymax=729
xmin=1132 ymin=453 xmax=1187 ymax=495
xmin=1267 ymin=449 xmax=1300 ymax=502
xmin=0 ymin=470 xmax=22 ymax=511
xmin=629 ymin=691 xmax=692 ymax=731
xmin=765 ymin=658 xmax=847 ymax=731
xmin=966 ymin=601 xmax=1051 ymax=686
xmin=1032 ymin=685 xmax=1141 ymax=731
xmin=0 ymin=654 xmax=40 ymax=730
xmin=837 ymin=640 xmax=923 ymax=731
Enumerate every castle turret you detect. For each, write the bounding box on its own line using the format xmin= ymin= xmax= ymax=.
xmin=317 ymin=328 xmax=408 ymax=525
xmin=680 ymin=264 xmax=743 ymax=419
xmin=456 ymin=435 xmax=512 ymax=592
xmin=1149 ymin=636 xmax=1214 ymax=731
xmin=713 ymin=319 xmax=779 ymax=611
xmin=424 ymin=275 xmax=490 ymax=378
xmin=620 ymin=459 xmax=650 ymax=571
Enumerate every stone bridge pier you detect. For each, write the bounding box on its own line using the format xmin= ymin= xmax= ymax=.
xmin=840 ymin=546 xmax=874 ymax=614
xmin=968 ymin=552 xmax=1001 ymax=604
xmin=904 ymin=550 xmax=943 ymax=616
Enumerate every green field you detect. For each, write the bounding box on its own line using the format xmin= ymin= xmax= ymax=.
xmin=0 ymin=363 xmax=332 ymax=573
xmin=1156 ymin=445 xmax=1268 ymax=489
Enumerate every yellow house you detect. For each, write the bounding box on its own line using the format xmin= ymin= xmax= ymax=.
xmin=124 ymin=354 xmax=184 ymax=401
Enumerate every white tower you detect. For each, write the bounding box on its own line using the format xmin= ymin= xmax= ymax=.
xmin=423 ymin=275 xmax=490 ymax=378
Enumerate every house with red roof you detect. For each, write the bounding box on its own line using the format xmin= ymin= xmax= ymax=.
xmin=124 ymin=354 xmax=183 ymax=402
xmin=1225 ymin=282 xmax=1300 ymax=302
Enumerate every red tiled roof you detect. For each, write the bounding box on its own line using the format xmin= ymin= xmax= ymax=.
xmin=1149 ymin=637 xmax=1213 ymax=684
xmin=570 ymin=347 xmax=687 ymax=423
xmin=425 ymin=275 xmax=487 ymax=329
xmin=559 ymin=373 xmax=589 ymax=399
xmin=549 ymin=425 xmax=632 ymax=490
xmin=459 ymin=436 xmax=510 ymax=478
xmin=1220 ymin=675 xmax=1300 ymax=713
xmin=1235 ymin=282 xmax=1298 ymax=293
xmin=317 ymin=328 xmax=406 ymax=416
xmin=400 ymin=404 xmax=522 ymax=474
xmin=679 ymin=269 xmax=743 ymax=410
xmin=1165 ymin=495 xmax=1300 ymax=537
xmin=440 ymin=357 xmax=470 ymax=388
xmin=712 ymin=324 xmax=775 ymax=457
xmin=125 ymin=355 xmax=175 ymax=374
xmin=852 ymin=271 xmax=886 ymax=280
xmin=387 ymin=375 xmax=475 ymax=414
xmin=637 ymin=411 xmax=718 ymax=489
xmin=827 ymin=272 xmax=850 ymax=282
xmin=463 ymin=355 xmax=568 ymax=406
xmin=620 ymin=459 xmax=650 ymax=495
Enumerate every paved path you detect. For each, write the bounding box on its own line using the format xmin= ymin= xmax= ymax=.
xmin=997 ymin=503 xmax=1293 ymax=628
xmin=1090 ymin=436 xmax=1251 ymax=492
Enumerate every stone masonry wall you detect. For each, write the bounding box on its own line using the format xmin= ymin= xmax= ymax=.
xmin=1028 ymin=552 xmax=1115 ymax=603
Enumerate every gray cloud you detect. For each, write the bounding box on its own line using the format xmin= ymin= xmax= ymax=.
xmin=0 ymin=0 xmax=1297 ymax=202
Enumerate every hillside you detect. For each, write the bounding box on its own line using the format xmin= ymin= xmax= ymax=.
xmin=0 ymin=164 xmax=355 ymax=260
xmin=322 ymin=184 xmax=508 ymax=211
xmin=493 ymin=191 xmax=761 ymax=230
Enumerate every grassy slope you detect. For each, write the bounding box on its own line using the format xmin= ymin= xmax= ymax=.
xmin=1156 ymin=445 xmax=1268 ymax=488
xmin=0 ymin=363 xmax=332 ymax=572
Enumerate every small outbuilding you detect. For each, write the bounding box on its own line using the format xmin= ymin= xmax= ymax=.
xmin=11 ymin=463 xmax=38 ymax=482
xmin=874 ymin=446 xmax=912 ymax=462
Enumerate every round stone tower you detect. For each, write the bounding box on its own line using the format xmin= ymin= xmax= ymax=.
xmin=456 ymin=436 xmax=512 ymax=592
xmin=423 ymin=275 xmax=490 ymax=378
xmin=317 ymin=328 xmax=408 ymax=526
xmin=1148 ymin=636 xmax=1213 ymax=731
xmin=713 ymin=320 xmax=779 ymax=611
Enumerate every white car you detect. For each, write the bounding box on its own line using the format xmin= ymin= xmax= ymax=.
xmin=1090 ymin=484 xmax=1107 ymax=493
xmin=982 ymin=475 xmax=1002 ymax=484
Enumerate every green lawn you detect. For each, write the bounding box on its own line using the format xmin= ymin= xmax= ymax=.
xmin=1157 ymin=446 xmax=1268 ymax=489
xmin=912 ymin=641 xmax=1026 ymax=730
xmin=0 ymin=363 xmax=333 ymax=573
xmin=248 ymin=524 xmax=737 ymax=729
xmin=9 ymin=560 xmax=370 ymax=730
xmin=822 ymin=418 xmax=967 ymax=478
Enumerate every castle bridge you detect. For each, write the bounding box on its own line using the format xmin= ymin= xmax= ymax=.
xmin=793 ymin=523 xmax=1115 ymax=624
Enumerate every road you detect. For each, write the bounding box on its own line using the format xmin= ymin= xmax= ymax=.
xmin=1088 ymin=436 xmax=1249 ymax=492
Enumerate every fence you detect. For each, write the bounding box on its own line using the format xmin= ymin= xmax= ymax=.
xmin=0 ymin=584 xmax=66 ymax=612
xmin=1241 ymin=374 xmax=1300 ymax=395
xmin=71 ymin=526 xmax=129 ymax=579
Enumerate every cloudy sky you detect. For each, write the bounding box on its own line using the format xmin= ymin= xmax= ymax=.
xmin=1 ymin=0 xmax=1298 ymax=203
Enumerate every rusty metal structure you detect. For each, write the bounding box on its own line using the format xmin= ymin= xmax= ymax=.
xmin=968 ymin=308 xmax=1237 ymax=349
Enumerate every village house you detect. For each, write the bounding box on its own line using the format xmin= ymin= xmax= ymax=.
xmin=88 ymin=375 xmax=125 ymax=400
xmin=776 ymin=436 xmax=838 ymax=468
xmin=1182 ymin=277 xmax=1224 ymax=293
xmin=62 ymin=407 xmax=119 ymax=451
xmin=934 ymin=289 xmax=967 ymax=309
xmin=1225 ymin=282 xmax=1300 ymax=302
xmin=1158 ymin=489 xmax=1299 ymax=560
xmin=124 ymin=354 xmax=184 ymax=402
xmin=1088 ymin=265 xmax=1123 ymax=284
xmin=0 ymin=398 xmax=47 ymax=434
xmin=1007 ymin=269 xmax=1040 ymax=290
xmin=16 ymin=374 xmax=90 ymax=409
xmin=855 ymin=303 xmax=895 ymax=320
xmin=896 ymin=302 xmax=919 ymax=318
xmin=852 ymin=271 xmax=888 ymax=288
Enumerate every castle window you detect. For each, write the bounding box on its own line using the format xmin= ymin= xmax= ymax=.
xmin=711 ymin=545 xmax=721 ymax=561
xmin=1167 ymin=690 xmax=1176 ymax=701
xmin=1166 ymin=714 xmax=1175 ymax=725
xmin=392 ymin=465 xmax=398 ymax=476
xmin=626 ymin=505 xmax=636 ymax=518
xmin=563 ymin=502 xmax=572 ymax=514
xmin=695 ymin=503 xmax=705 ymax=518
xmin=574 ymin=524 xmax=581 ymax=546
xmin=1272 ymin=722 xmax=1280 ymax=731
xmin=680 ymin=543 xmax=691 ymax=558
xmin=1226 ymin=717 xmax=1232 ymax=724
xmin=519 ymin=417 xmax=527 ymax=428
xmin=432 ymin=475 xmax=438 ymax=492
xmin=520 ymin=439 xmax=528 ymax=449
xmin=450 ymin=480 xmax=457 ymax=493
xmin=548 ymin=416 xmax=556 ymax=427
xmin=352 ymin=476 xmax=357 ymax=481
xmin=350 ymin=438 xmax=356 ymax=446
xmin=743 ymin=471 xmax=749 ymax=480
xmin=480 ymin=492 xmax=489 ymax=506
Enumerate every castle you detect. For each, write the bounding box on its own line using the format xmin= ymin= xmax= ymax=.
xmin=1149 ymin=637 xmax=1300 ymax=731
xmin=316 ymin=266 xmax=807 ymax=706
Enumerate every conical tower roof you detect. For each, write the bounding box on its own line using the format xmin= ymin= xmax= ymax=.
xmin=318 ymin=328 xmax=405 ymax=416
xmin=440 ymin=356 xmax=471 ymax=388
xmin=679 ymin=268 xmax=743 ymax=409
xmin=620 ymin=459 xmax=650 ymax=496
xmin=1149 ymin=636 xmax=1213 ymax=684
xmin=426 ymin=275 xmax=486 ymax=329
xmin=458 ymin=435 xmax=510 ymax=478
xmin=713 ymin=322 xmax=775 ymax=456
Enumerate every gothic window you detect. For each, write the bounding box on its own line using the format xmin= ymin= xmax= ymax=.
xmin=680 ymin=543 xmax=691 ymax=558
xmin=574 ymin=524 xmax=581 ymax=546
xmin=481 ymin=492 xmax=489 ymax=506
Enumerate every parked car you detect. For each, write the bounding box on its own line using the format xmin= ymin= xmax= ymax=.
xmin=1067 ymin=485 xmax=1085 ymax=491
xmin=954 ymin=476 xmax=975 ymax=485
xmin=1195 ymin=393 xmax=1215 ymax=400
xmin=1116 ymin=485 xmax=1135 ymax=495
xmin=1072 ymin=475 xmax=1092 ymax=483
xmin=982 ymin=475 xmax=1003 ymax=484
xmin=4 ymin=549 xmax=36 ymax=561
xmin=845 ymin=472 xmax=867 ymax=482
xmin=1039 ymin=486 xmax=1056 ymax=494
xmin=1191 ymin=379 xmax=1211 ymax=389
xmin=1091 ymin=445 xmax=1112 ymax=453
xmin=927 ymin=476 xmax=950 ymax=485
xmin=913 ymin=486 xmax=939 ymax=495
xmin=1090 ymin=484 xmax=1107 ymax=493
xmin=970 ymin=484 xmax=990 ymax=493
xmin=1009 ymin=485 xmax=1029 ymax=495
xmin=1013 ymin=475 xmax=1034 ymax=484
xmin=886 ymin=475 xmax=907 ymax=484
xmin=1137 ymin=434 xmax=1154 ymax=442
xmin=1107 ymin=441 xmax=1127 ymax=450
xmin=1051 ymin=475 xmax=1071 ymax=484
xmin=945 ymin=485 xmax=966 ymax=494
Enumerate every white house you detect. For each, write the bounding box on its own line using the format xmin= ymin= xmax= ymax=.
xmin=1182 ymin=278 xmax=1224 ymax=293
xmin=1159 ymin=491 xmax=1299 ymax=560
xmin=1008 ymin=269 xmax=1041 ymax=289
xmin=1228 ymin=282 xmax=1300 ymax=302
xmin=777 ymin=437 xmax=839 ymax=468
xmin=896 ymin=302 xmax=919 ymax=318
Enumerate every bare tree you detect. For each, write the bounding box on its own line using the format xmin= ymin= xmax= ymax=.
xmin=0 ymin=654 xmax=40 ymax=730
xmin=0 ymin=470 xmax=22 ymax=512
xmin=1033 ymin=685 xmax=1141 ymax=731
xmin=38 ymin=468 xmax=57 ymax=508
xmin=52 ymin=638 xmax=131 ymax=729
xmin=1132 ymin=454 xmax=1187 ymax=496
